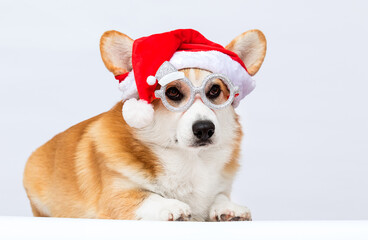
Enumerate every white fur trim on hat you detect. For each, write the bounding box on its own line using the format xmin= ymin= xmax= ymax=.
xmin=122 ymin=98 xmax=154 ymax=128
xmin=169 ymin=51 xmax=255 ymax=107
xmin=119 ymin=71 xmax=138 ymax=100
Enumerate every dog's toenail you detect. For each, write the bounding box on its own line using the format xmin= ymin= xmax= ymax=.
xmin=220 ymin=214 xmax=229 ymax=221
xmin=231 ymin=217 xmax=241 ymax=221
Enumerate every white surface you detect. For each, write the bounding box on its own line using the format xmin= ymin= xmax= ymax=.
xmin=0 ymin=217 xmax=368 ymax=240
xmin=0 ymin=0 xmax=367 ymax=219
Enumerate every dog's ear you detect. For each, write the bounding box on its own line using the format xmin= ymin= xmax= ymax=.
xmin=100 ymin=30 xmax=133 ymax=76
xmin=226 ymin=29 xmax=267 ymax=76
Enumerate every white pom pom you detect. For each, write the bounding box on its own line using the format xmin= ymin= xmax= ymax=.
xmin=122 ymin=98 xmax=154 ymax=128
xmin=146 ymin=76 xmax=157 ymax=86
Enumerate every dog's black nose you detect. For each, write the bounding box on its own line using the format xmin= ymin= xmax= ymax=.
xmin=192 ymin=120 xmax=215 ymax=141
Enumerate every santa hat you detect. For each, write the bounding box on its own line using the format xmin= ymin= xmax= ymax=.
xmin=116 ymin=29 xmax=255 ymax=128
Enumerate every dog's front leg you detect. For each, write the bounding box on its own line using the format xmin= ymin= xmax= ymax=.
xmin=209 ymin=194 xmax=252 ymax=221
xmin=98 ymin=190 xmax=192 ymax=221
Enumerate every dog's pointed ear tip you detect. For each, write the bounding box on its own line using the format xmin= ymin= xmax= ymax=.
xmin=244 ymin=29 xmax=264 ymax=34
xmin=100 ymin=31 xmax=115 ymax=47
xmin=100 ymin=30 xmax=117 ymax=40
xmin=249 ymin=29 xmax=265 ymax=34
xmin=227 ymin=29 xmax=267 ymax=50
xmin=101 ymin=30 xmax=123 ymax=36
xmin=255 ymin=30 xmax=267 ymax=45
xmin=100 ymin=30 xmax=133 ymax=43
xmin=244 ymin=29 xmax=267 ymax=43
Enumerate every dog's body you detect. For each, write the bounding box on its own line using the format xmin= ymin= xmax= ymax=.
xmin=23 ymin=30 xmax=266 ymax=221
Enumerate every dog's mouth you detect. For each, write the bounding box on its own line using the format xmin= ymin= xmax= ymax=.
xmin=191 ymin=139 xmax=213 ymax=148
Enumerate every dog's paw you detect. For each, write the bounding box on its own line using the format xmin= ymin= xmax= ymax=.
xmin=164 ymin=200 xmax=192 ymax=221
xmin=136 ymin=195 xmax=192 ymax=221
xmin=209 ymin=201 xmax=252 ymax=221
xmin=159 ymin=199 xmax=192 ymax=221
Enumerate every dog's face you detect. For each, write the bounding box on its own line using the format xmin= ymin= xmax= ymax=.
xmin=100 ymin=30 xmax=266 ymax=150
xmin=150 ymin=68 xmax=239 ymax=150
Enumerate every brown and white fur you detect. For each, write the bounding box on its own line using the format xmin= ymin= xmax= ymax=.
xmin=23 ymin=29 xmax=267 ymax=221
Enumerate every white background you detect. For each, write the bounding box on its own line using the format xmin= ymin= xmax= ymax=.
xmin=0 ymin=0 xmax=367 ymax=220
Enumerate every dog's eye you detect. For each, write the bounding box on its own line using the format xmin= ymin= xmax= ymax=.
xmin=165 ymin=87 xmax=183 ymax=101
xmin=206 ymin=84 xmax=221 ymax=99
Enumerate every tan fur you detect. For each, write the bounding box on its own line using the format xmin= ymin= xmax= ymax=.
xmin=180 ymin=68 xmax=211 ymax=86
xmin=24 ymin=103 xmax=160 ymax=218
xmin=98 ymin=189 xmax=149 ymax=219
xmin=223 ymin=115 xmax=242 ymax=177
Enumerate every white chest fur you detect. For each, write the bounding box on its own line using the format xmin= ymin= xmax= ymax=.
xmin=151 ymin=146 xmax=233 ymax=221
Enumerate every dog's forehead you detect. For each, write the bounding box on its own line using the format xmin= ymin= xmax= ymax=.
xmin=179 ymin=68 xmax=212 ymax=87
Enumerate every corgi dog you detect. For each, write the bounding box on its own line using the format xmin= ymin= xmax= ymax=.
xmin=23 ymin=29 xmax=266 ymax=221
